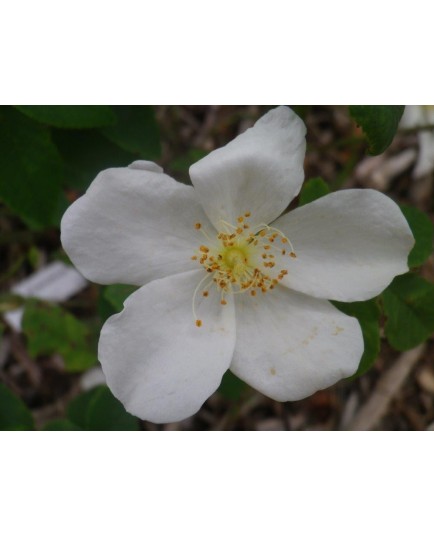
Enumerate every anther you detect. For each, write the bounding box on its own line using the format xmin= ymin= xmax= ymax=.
xmin=191 ymin=211 xmax=298 ymax=325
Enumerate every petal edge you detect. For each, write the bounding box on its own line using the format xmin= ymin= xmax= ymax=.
xmin=189 ymin=106 xmax=306 ymax=229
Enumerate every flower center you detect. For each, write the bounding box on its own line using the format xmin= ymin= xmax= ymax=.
xmin=191 ymin=213 xmax=297 ymax=326
xmin=224 ymin=247 xmax=247 ymax=271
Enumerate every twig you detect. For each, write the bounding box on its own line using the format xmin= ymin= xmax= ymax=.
xmin=346 ymin=344 xmax=427 ymax=431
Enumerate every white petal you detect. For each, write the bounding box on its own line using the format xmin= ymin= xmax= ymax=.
xmin=61 ymin=165 xmax=214 ymax=286
xmin=99 ymin=270 xmax=236 ymax=423
xmin=273 ymin=189 xmax=414 ymax=301
xmin=189 ymin=106 xmax=306 ymax=229
xmin=231 ymin=286 xmax=363 ymax=401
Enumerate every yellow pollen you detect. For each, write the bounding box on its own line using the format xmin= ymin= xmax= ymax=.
xmin=191 ymin=213 xmax=297 ymax=324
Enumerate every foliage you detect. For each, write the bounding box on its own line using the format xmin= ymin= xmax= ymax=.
xmin=44 ymin=386 xmax=140 ymax=431
xmin=400 ymin=205 xmax=433 ymax=268
xmin=349 ymin=105 xmax=405 ymax=155
xmin=22 ymin=300 xmax=97 ymax=372
xmin=0 ymin=106 xmax=64 ymax=228
xmin=15 ymin=105 xmax=116 ymax=129
xmin=0 ymin=105 xmax=161 ymax=227
xmin=298 ymin=177 xmax=330 ymax=206
xmin=0 ymin=383 xmax=34 ymax=431
xmin=383 ymin=274 xmax=434 ymax=351
xmin=218 ymin=371 xmax=248 ymax=401
xmin=332 ymin=299 xmax=381 ymax=376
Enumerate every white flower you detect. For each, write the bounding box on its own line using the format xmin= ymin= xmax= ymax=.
xmin=61 ymin=106 xmax=414 ymax=424
xmin=400 ymin=105 xmax=434 ymax=178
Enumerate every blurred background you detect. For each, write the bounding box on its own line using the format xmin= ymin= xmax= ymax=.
xmin=0 ymin=105 xmax=433 ymax=431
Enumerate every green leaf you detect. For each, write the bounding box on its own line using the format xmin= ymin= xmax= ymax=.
xmin=104 ymin=284 xmax=137 ymax=312
xmin=400 ymin=205 xmax=433 ymax=268
xmin=0 ymin=106 xmax=64 ymax=228
xmin=349 ymin=105 xmax=405 ymax=155
xmin=86 ymin=386 xmax=140 ymax=430
xmin=298 ymin=177 xmax=331 ymax=206
xmin=22 ymin=300 xmax=97 ymax=372
xmin=49 ymin=190 xmax=71 ymax=228
xmin=218 ymin=371 xmax=248 ymax=401
xmin=67 ymin=386 xmax=140 ymax=431
xmin=67 ymin=389 xmax=97 ymax=429
xmin=289 ymin=105 xmax=310 ymax=120
xmin=98 ymin=285 xmax=139 ymax=322
xmin=101 ymin=106 xmax=161 ymax=158
xmin=15 ymin=105 xmax=116 ymax=129
xmin=0 ymin=383 xmax=34 ymax=431
xmin=53 ymin=129 xmax=134 ymax=191
xmin=43 ymin=419 xmax=82 ymax=431
xmin=62 ymin=349 xmax=98 ymax=372
xmin=98 ymin=284 xmax=137 ymax=321
xmin=383 ymin=273 xmax=434 ymax=351
xmin=332 ymin=299 xmax=381 ymax=376
xmin=171 ymin=148 xmax=209 ymax=173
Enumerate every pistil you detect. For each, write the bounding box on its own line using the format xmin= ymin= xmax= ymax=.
xmin=192 ymin=212 xmax=296 ymax=326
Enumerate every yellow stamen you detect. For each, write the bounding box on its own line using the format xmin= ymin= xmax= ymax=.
xmin=191 ymin=212 xmax=296 ymax=324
